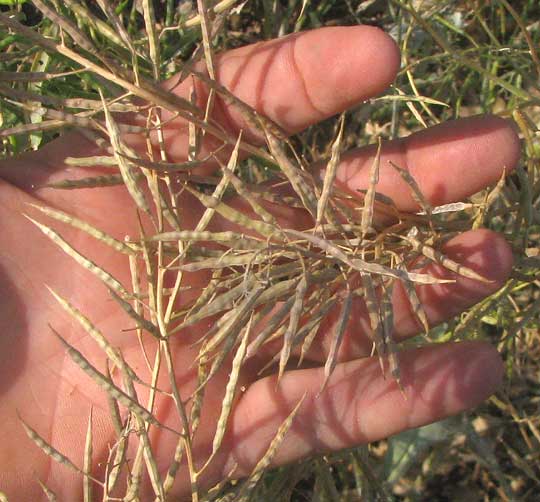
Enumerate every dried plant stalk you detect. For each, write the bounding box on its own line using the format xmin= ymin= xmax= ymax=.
xmin=36 ymin=480 xmax=58 ymax=502
xmin=83 ymin=409 xmax=94 ymax=502
xmin=2 ymin=4 xmax=523 ymax=500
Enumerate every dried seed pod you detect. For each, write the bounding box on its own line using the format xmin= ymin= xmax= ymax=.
xmin=51 ymin=327 xmax=176 ymax=434
xmin=403 ymin=234 xmax=492 ymax=283
xmin=322 ymin=288 xmax=352 ymax=392
xmin=236 ymin=396 xmax=306 ymax=500
xmin=24 ymin=215 xmax=131 ymax=298
xmin=317 ymin=115 xmax=345 ymax=226
xmin=361 ymin=137 xmax=382 ymax=238
xmin=279 ymin=275 xmax=309 ymax=381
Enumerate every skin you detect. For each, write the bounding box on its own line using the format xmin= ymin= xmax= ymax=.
xmin=0 ymin=26 xmax=520 ymax=500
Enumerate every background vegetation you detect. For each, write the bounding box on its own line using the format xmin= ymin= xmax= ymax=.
xmin=1 ymin=0 xmax=539 ymax=501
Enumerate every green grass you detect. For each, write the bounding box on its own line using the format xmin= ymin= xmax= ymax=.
xmin=1 ymin=1 xmax=540 ymax=501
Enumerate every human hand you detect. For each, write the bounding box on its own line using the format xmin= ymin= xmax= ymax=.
xmin=0 ymin=26 xmax=520 ymax=500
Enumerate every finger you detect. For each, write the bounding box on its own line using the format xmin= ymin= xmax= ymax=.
xmin=330 ymin=115 xmax=520 ymax=211
xmin=223 ymin=341 xmax=503 ymax=477
xmin=0 ymin=25 xmax=400 ymax=190
xmin=156 ymin=25 xmax=400 ymax=153
xmin=342 ymin=230 xmax=513 ymax=350
xmin=391 ymin=228 xmax=513 ymax=338
xmin=335 ymin=228 xmax=513 ymax=356
xmin=207 ymin=115 xmax=518 ymax=246
xmin=249 ymin=228 xmax=512 ymax=363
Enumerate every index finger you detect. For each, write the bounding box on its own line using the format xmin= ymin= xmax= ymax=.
xmin=0 ymin=26 xmax=400 ymax=190
xmin=147 ymin=25 xmax=401 ymax=161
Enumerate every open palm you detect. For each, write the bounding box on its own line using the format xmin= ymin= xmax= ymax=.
xmin=0 ymin=26 xmax=520 ymax=500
